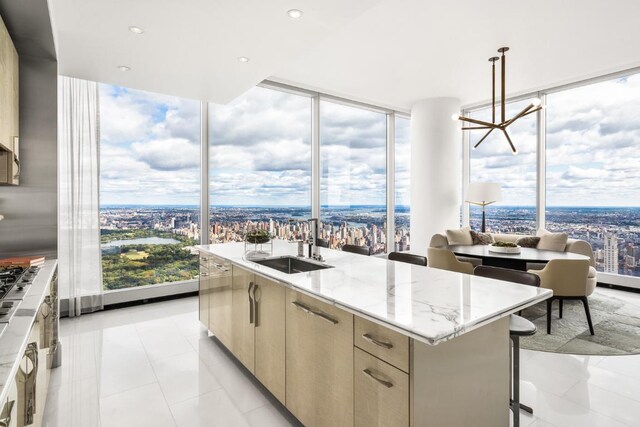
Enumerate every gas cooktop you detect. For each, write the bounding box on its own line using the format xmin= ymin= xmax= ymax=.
xmin=0 ymin=266 xmax=40 ymax=324
xmin=0 ymin=266 xmax=39 ymax=299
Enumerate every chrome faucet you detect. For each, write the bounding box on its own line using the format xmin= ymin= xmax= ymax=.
xmin=289 ymin=218 xmax=324 ymax=262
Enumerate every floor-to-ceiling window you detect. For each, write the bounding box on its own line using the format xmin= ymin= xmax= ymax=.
xmin=319 ymin=100 xmax=387 ymax=254
xmin=468 ymin=99 xmax=537 ymax=233
xmin=208 ymin=86 xmax=312 ymax=243
xmin=98 ymin=84 xmax=200 ymax=291
xmin=394 ymin=116 xmax=411 ymax=251
xmin=546 ymin=74 xmax=640 ymax=278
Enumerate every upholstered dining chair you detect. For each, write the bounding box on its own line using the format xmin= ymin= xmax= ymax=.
xmin=388 ymin=252 xmax=428 ymax=266
xmin=427 ymin=247 xmax=474 ymax=274
xmin=528 ymin=259 xmax=593 ymax=335
xmin=473 ymin=266 xmax=540 ymax=426
xmin=342 ymin=244 xmax=371 ymax=256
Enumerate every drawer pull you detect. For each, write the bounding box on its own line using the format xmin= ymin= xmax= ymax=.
xmin=214 ymin=263 xmax=229 ymax=272
xmin=362 ymin=333 xmax=393 ymax=349
xmin=200 ymin=272 xmax=210 ymax=277
xmin=363 ymin=368 xmax=393 ymax=388
xmin=291 ymin=301 xmax=339 ymax=325
xmin=200 ymin=257 xmax=210 ymax=262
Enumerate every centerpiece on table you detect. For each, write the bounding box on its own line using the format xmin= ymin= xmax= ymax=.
xmin=488 ymin=240 xmax=521 ymax=254
xmin=244 ymin=229 xmax=274 ymax=260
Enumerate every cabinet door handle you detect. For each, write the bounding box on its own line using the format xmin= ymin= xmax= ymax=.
xmin=248 ymin=282 xmax=255 ymax=324
xmin=0 ymin=399 xmax=14 ymax=427
xmin=291 ymin=301 xmax=338 ymax=325
xmin=291 ymin=301 xmax=311 ymax=314
xmin=362 ymin=333 xmax=393 ymax=349
xmin=363 ymin=369 xmax=393 ymax=388
xmin=252 ymin=284 xmax=260 ymax=327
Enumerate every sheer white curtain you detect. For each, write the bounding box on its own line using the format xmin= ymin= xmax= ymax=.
xmin=58 ymin=76 xmax=103 ymax=316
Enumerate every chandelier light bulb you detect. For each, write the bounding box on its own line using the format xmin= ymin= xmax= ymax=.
xmin=512 ymin=149 xmax=518 ymax=155
xmin=530 ymin=97 xmax=542 ymax=107
xmin=451 ymin=113 xmax=460 ymax=121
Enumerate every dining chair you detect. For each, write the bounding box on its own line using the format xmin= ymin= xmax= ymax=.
xmin=342 ymin=244 xmax=371 ymax=256
xmin=527 ymin=259 xmax=593 ymax=335
xmin=473 ymin=266 xmax=540 ymax=426
xmin=316 ymin=238 xmax=330 ymax=248
xmin=388 ymin=252 xmax=428 ymax=266
xmin=427 ymin=247 xmax=474 ymax=274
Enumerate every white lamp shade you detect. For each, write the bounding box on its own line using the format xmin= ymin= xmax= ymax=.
xmin=466 ymin=182 xmax=502 ymax=204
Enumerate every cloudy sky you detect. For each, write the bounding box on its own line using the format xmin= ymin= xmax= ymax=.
xmin=469 ymin=73 xmax=640 ymax=208
xmin=100 ymin=72 xmax=639 ymax=208
xmin=101 ymin=84 xmax=403 ymax=207
xmin=99 ymin=84 xmax=201 ymax=205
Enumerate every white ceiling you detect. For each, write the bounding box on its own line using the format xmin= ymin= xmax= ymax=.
xmin=51 ymin=0 xmax=640 ymax=110
xmin=49 ymin=0 xmax=382 ymax=104
xmin=273 ymin=0 xmax=640 ymax=110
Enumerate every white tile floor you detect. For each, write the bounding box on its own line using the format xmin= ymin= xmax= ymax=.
xmin=42 ymin=287 xmax=640 ymax=427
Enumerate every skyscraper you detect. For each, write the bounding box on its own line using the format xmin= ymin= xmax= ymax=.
xmin=604 ymin=234 xmax=619 ymax=273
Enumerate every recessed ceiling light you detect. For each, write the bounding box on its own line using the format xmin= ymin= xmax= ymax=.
xmin=117 ymin=65 xmax=131 ymax=71
xmin=287 ymin=9 xmax=303 ymax=19
xmin=129 ymin=26 xmax=144 ymax=34
xmin=237 ymin=56 xmax=250 ymax=63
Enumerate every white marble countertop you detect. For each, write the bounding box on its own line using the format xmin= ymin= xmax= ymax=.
xmin=0 ymin=260 xmax=57 ymax=404
xmin=196 ymin=242 xmax=552 ymax=346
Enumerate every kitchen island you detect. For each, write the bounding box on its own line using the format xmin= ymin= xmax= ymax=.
xmin=196 ymin=241 xmax=551 ymax=427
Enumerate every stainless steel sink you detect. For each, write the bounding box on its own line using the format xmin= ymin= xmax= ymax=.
xmin=252 ymin=256 xmax=333 ymax=274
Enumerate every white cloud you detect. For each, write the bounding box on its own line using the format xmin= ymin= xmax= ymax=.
xmin=132 ymin=138 xmax=199 ymax=171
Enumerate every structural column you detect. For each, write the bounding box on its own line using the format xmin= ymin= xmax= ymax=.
xmin=410 ymin=97 xmax=462 ymax=255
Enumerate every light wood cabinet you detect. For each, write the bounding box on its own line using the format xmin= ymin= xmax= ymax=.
xmin=207 ymin=254 xmax=233 ymax=350
xmin=15 ymin=299 xmax=51 ymax=427
xmin=354 ymin=347 xmax=409 ymax=427
xmin=0 ymin=14 xmax=19 ymax=186
xmin=198 ymin=258 xmax=210 ymax=328
xmin=231 ymin=266 xmax=255 ymax=372
xmin=354 ymin=316 xmax=409 ymax=373
xmin=253 ymin=275 xmax=286 ymax=403
xmin=285 ymin=289 xmax=354 ymax=427
xmin=1 ymin=377 xmax=17 ymax=427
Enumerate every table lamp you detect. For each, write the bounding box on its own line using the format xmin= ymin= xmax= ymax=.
xmin=466 ymin=182 xmax=502 ymax=232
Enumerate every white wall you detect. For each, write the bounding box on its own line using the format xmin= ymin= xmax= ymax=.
xmin=410 ymin=97 xmax=461 ymax=255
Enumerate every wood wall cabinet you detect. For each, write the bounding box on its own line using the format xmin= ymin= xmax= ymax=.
xmin=285 ymin=289 xmax=354 ymax=427
xmin=206 ymin=254 xmax=233 ymax=350
xmin=0 ymin=14 xmax=19 ymax=186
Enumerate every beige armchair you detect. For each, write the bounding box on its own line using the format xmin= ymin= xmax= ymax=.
xmin=427 ymin=247 xmax=474 ymax=275
xmin=528 ymin=259 xmax=593 ymax=335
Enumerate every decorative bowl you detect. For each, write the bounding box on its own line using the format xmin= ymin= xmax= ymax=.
xmin=244 ymin=230 xmax=272 ymax=245
xmin=488 ymin=243 xmax=521 ymax=254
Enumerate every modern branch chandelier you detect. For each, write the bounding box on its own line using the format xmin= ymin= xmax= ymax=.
xmin=452 ymin=47 xmax=542 ymax=155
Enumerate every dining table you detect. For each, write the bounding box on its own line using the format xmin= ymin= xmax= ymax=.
xmin=442 ymin=244 xmax=590 ymax=271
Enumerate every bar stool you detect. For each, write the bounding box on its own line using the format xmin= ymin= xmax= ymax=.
xmin=473 ymin=266 xmax=539 ymax=426
xmin=509 ymin=315 xmax=536 ymax=426
xmin=388 ymin=251 xmax=428 ymax=266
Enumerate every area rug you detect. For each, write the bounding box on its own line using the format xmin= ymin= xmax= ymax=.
xmin=519 ymin=290 xmax=640 ymax=355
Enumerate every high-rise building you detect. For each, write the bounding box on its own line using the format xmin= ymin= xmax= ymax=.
xmin=604 ymin=234 xmax=619 ymax=273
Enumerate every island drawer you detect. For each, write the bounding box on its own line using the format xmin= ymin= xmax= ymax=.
xmin=355 ymin=316 xmax=409 ymax=373
xmin=354 ymin=347 xmax=409 ymax=427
